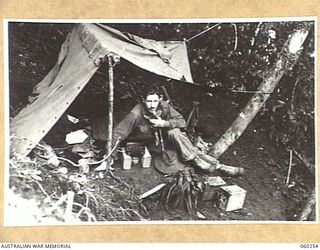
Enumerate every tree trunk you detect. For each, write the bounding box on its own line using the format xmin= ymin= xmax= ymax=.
xmin=208 ymin=27 xmax=310 ymax=159
xmin=298 ymin=187 xmax=316 ymax=221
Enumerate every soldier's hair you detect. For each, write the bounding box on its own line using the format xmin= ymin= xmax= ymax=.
xmin=143 ymin=85 xmax=161 ymax=98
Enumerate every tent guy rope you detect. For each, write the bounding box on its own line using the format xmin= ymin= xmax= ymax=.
xmin=185 ymin=23 xmax=222 ymax=43
xmin=185 ymin=22 xmax=238 ymax=51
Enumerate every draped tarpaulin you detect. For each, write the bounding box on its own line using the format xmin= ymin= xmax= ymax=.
xmin=10 ymin=23 xmax=195 ymax=156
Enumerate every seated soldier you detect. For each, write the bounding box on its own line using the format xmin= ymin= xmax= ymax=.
xmin=109 ymin=86 xmax=244 ymax=176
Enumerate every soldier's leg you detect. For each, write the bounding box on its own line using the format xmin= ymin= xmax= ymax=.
xmin=167 ymin=128 xmax=244 ymax=176
xmin=167 ymin=128 xmax=198 ymax=161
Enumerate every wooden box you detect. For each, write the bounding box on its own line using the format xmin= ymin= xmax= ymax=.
xmin=201 ymin=176 xmax=226 ymax=201
xmin=216 ymin=185 xmax=246 ymax=212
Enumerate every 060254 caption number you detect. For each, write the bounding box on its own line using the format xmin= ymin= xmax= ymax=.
xmin=300 ymin=244 xmax=319 ymax=248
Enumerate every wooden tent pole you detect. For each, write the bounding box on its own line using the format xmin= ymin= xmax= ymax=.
xmin=106 ymin=55 xmax=114 ymax=163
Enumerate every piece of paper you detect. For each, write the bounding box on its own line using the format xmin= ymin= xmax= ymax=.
xmin=65 ymin=130 xmax=88 ymax=144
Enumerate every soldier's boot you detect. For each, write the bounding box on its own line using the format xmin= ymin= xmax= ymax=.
xmin=217 ymin=163 xmax=245 ymax=177
xmin=192 ymin=153 xmax=220 ymax=173
xmin=193 ymin=153 xmax=245 ymax=177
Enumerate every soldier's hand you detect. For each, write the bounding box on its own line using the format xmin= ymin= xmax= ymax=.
xmin=149 ymin=117 xmax=166 ymax=127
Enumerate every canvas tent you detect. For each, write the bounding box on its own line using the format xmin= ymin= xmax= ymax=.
xmin=10 ymin=23 xmax=195 ymax=157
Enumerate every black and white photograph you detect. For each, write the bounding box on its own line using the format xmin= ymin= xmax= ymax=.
xmin=5 ymin=18 xmax=316 ymax=226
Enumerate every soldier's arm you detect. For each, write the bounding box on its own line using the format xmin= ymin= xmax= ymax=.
xmin=166 ymin=104 xmax=187 ymax=129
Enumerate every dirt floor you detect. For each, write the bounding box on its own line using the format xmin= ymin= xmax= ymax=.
xmin=62 ymin=92 xmax=308 ymax=222
xmin=88 ymin=126 xmax=288 ymax=221
xmin=8 ymin=85 xmax=315 ymax=224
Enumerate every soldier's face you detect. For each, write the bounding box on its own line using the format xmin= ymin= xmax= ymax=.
xmin=144 ymin=94 xmax=160 ymax=115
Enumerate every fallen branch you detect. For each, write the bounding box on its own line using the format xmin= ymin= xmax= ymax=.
xmin=35 ymin=180 xmax=50 ymax=198
xmin=290 ymin=78 xmax=299 ymax=112
xmin=64 ymin=191 xmax=75 ymax=223
xmin=231 ymin=23 xmax=238 ymax=51
xmin=285 ymin=150 xmax=293 ymax=186
xmin=139 ymin=183 xmax=166 ymax=200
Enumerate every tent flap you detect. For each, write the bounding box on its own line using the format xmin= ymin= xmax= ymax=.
xmin=11 ymin=27 xmax=99 ymax=156
xmin=77 ymin=24 xmax=194 ymax=82
xmin=10 ymin=23 xmax=195 ymax=156
xmin=78 ymin=24 xmax=110 ymax=66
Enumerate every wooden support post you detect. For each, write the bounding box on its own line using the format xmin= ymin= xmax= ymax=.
xmin=106 ymin=56 xmax=114 ymax=164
